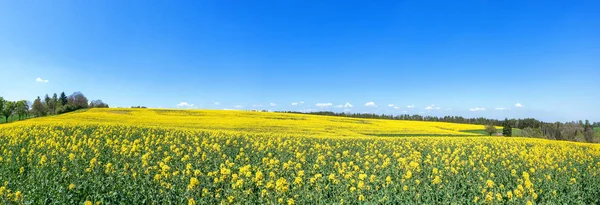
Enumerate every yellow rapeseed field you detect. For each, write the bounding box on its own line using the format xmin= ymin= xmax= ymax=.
xmin=15 ymin=108 xmax=495 ymax=137
xmin=0 ymin=108 xmax=599 ymax=204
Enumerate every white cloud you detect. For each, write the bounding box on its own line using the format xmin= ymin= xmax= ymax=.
xmin=495 ymin=108 xmax=508 ymax=111
xmin=270 ymin=103 xmax=276 ymax=107
xmin=315 ymin=103 xmax=333 ymax=108
xmin=364 ymin=102 xmax=377 ymax=107
xmin=446 ymin=108 xmax=452 ymax=111
xmin=425 ymin=104 xmax=441 ymax=110
xmin=334 ymin=105 xmax=343 ymax=108
xmin=344 ymin=102 xmax=353 ymax=108
xmin=388 ymin=104 xmax=394 ymax=107
xmin=291 ymin=101 xmax=305 ymax=106
xmin=234 ymin=105 xmax=243 ymax=109
xmin=469 ymin=107 xmax=486 ymax=111
xmin=515 ymin=103 xmax=524 ymax=108
xmin=35 ymin=77 xmax=49 ymax=83
xmin=393 ymin=106 xmax=399 ymax=109
xmin=292 ymin=102 xmax=298 ymax=106
xmin=176 ymin=102 xmax=195 ymax=108
xmin=407 ymin=105 xmax=415 ymax=109
xmin=214 ymin=102 xmax=220 ymax=105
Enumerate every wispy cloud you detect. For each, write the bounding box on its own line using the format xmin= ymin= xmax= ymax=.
xmin=425 ymin=104 xmax=441 ymax=110
xmin=364 ymin=102 xmax=377 ymax=107
xmin=269 ymin=103 xmax=276 ymax=107
xmin=335 ymin=102 xmax=353 ymax=108
xmin=469 ymin=107 xmax=486 ymax=111
xmin=407 ymin=105 xmax=415 ymax=109
xmin=388 ymin=104 xmax=394 ymax=107
xmin=35 ymin=77 xmax=49 ymax=83
xmin=393 ymin=106 xmax=399 ymax=109
xmin=315 ymin=103 xmax=333 ymax=108
xmin=176 ymin=102 xmax=194 ymax=108
xmin=214 ymin=102 xmax=220 ymax=105
xmin=515 ymin=103 xmax=524 ymax=108
xmin=292 ymin=101 xmax=305 ymax=106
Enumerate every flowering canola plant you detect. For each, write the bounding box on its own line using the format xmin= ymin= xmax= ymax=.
xmin=0 ymin=108 xmax=599 ymax=204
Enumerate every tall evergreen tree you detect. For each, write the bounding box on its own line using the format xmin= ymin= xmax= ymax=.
xmin=59 ymin=92 xmax=68 ymax=106
xmin=502 ymin=118 xmax=512 ymax=137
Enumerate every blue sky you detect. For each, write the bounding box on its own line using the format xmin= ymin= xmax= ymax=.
xmin=1 ymin=0 xmax=599 ymax=122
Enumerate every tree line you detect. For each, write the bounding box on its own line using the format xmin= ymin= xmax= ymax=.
xmin=279 ymin=111 xmax=545 ymax=127
xmin=0 ymin=91 xmax=108 ymax=124
xmin=280 ymin=111 xmax=599 ymax=143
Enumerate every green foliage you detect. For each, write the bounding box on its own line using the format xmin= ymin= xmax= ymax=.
xmin=1 ymin=101 xmax=15 ymax=123
xmin=502 ymin=118 xmax=512 ymax=137
xmin=56 ymin=104 xmax=80 ymax=114
xmin=521 ymin=127 xmax=544 ymax=138
xmin=0 ymin=97 xmax=4 ymax=120
xmin=59 ymin=92 xmax=68 ymax=106
xmin=583 ymin=120 xmax=595 ymax=143
xmin=31 ymin=97 xmax=46 ymax=117
xmin=484 ymin=124 xmax=497 ymax=136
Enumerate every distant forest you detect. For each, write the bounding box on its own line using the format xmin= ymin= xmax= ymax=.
xmin=279 ymin=111 xmax=599 ymax=143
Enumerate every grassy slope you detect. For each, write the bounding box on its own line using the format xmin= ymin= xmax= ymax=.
xmin=1 ymin=108 xmax=494 ymax=137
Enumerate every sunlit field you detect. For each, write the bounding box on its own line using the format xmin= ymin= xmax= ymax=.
xmin=18 ymin=108 xmax=496 ymax=137
xmin=1 ymin=109 xmax=599 ymax=204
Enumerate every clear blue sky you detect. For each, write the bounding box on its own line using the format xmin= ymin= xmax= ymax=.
xmin=1 ymin=0 xmax=599 ymax=122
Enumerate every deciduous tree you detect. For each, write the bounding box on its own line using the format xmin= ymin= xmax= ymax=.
xmin=1 ymin=101 xmax=15 ymax=122
xmin=68 ymin=92 xmax=88 ymax=109
xmin=89 ymin=99 xmax=109 ymax=108
xmin=15 ymin=100 xmax=29 ymax=120
xmin=485 ymin=124 xmax=497 ymax=136
xmin=31 ymin=97 xmax=46 ymax=117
